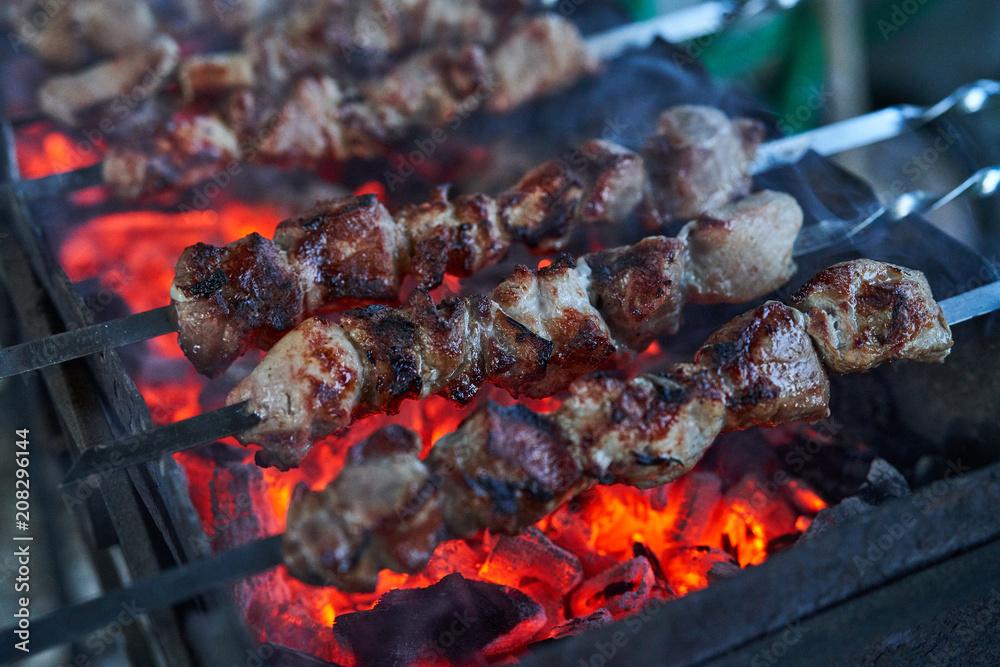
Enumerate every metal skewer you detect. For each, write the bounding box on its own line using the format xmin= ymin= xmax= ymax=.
xmin=59 ymin=279 xmax=1000 ymax=487
xmin=792 ymin=165 xmax=1000 ymax=256
xmin=6 ymin=158 xmax=998 ymax=382
xmin=12 ymin=281 xmax=1000 ymax=663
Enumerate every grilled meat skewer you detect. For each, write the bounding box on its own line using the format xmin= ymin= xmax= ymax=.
xmin=282 ymin=259 xmax=953 ymax=591
xmin=230 ymin=189 xmax=802 ymax=468
xmin=173 ymin=105 xmax=761 ymax=376
xmin=37 ymin=13 xmax=596 ymax=198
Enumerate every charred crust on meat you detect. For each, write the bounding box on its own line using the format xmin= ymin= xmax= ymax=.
xmin=186 ymin=268 xmax=227 ymax=296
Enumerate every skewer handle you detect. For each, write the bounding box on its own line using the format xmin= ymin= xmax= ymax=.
xmin=0 ymin=305 xmax=177 ymax=379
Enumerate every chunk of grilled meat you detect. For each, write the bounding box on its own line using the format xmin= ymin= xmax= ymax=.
xmin=641 ymin=105 xmax=765 ymax=225
xmin=283 ymin=260 xmax=953 ymax=592
xmin=170 ymin=233 xmax=303 ymax=378
xmin=244 ymin=0 xmax=522 ymax=83
xmin=486 ymin=14 xmax=600 ymax=114
xmin=680 ymin=190 xmax=802 ymax=304
xmin=101 ymin=14 xmax=596 ymax=198
xmin=229 ymin=191 xmax=802 ymax=467
xmin=172 ymin=140 xmax=646 ymax=376
xmin=103 ymin=115 xmax=242 ymax=201
xmin=789 ymin=259 xmax=953 ymax=373
xmin=37 ymin=34 xmax=179 ymax=127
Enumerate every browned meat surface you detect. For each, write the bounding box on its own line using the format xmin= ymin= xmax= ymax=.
xmin=573 ymin=140 xmax=647 ymax=225
xmin=282 ymin=425 xmax=442 ymax=591
xmin=487 ymin=15 xmax=600 ymax=114
xmin=490 ymin=257 xmax=615 ymax=398
xmin=641 ymin=105 xmax=765 ymax=224
xmin=397 ymin=186 xmax=507 ymax=288
xmin=555 ymin=367 xmax=726 ymax=489
xmin=362 ymin=44 xmax=491 ymax=133
xmin=582 ymin=236 xmax=687 ymax=350
xmin=429 ymin=403 xmax=585 ymax=539
xmin=254 ymin=76 xmax=349 ymax=164
xmin=695 ymin=302 xmax=830 ymax=431
xmin=681 ymin=190 xmax=803 ymax=303
xmin=274 ymin=195 xmax=403 ymax=311
xmin=171 ymin=233 xmax=303 ymax=378
xmin=228 ymin=317 xmax=364 ymax=468
xmin=37 ymin=35 xmax=178 ymax=127
xmin=498 ymin=159 xmax=586 ymax=252
xmin=790 ymin=259 xmax=953 ymax=373
xmin=280 ymin=261 xmax=954 ymax=589
xmin=102 ymin=115 xmax=240 ymax=200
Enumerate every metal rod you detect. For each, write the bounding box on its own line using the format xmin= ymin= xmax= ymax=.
xmin=752 ymin=80 xmax=1000 ymax=174
xmin=793 ymin=165 xmax=1000 ymax=256
xmin=60 ymin=401 xmax=259 ymax=485
xmin=0 ymin=305 xmax=177 ymax=379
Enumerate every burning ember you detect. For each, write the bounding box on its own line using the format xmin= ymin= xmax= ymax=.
xmin=51 ymin=173 xmax=829 ymax=661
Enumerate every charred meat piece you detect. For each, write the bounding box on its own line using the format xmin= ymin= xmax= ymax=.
xmin=487 ymin=14 xmax=600 ymax=113
xmin=282 ymin=425 xmax=442 ymax=591
xmin=397 ymin=185 xmax=507 ymax=289
xmin=556 ymin=367 xmax=726 ymax=489
xmin=254 ymin=75 xmax=349 ymax=164
xmin=498 ymin=159 xmax=586 ymax=252
xmin=490 ymin=256 xmax=615 ymax=398
xmin=790 ymin=259 xmax=953 ymax=373
xmin=14 ymin=0 xmax=157 ymax=69
xmin=573 ymin=140 xmax=647 ymax=226
xmin=171 ymin=232 xmax=303 ymax=378
xmin=363 ymin=43 xmax=491 ymax=133
xmin=582 ymin=235 xmax=687 ymax=350
xmin=681 ymin=190 xmax=803 ymax=304
xmin=227 ymin=317 xmax=364 ymax=469
xmin=428 ymin=402 xmax=585 ymax=538
xmin=642 ymin=105 xmax=765 ymax=224
xmin=274 ymin=195 xmax=403 ymax=311
xmin=37 ymin=34 xmax=179 ymax=127
xmin=695 ymin=302 xmax=830 ymax=431
xmin=103 ymin=115 xmax=240 ymax=200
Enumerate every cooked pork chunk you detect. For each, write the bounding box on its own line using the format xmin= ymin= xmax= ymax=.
xmin=681 ymin=190 xmax=803 ymax=303
xmin=642 ymin=105 xmax=765 ymax=224
xmin=171 ymin=233 xmax=303 ymax=378
xmin=695 ymin=302 xmax=830 ymax=431
xmin=487 ymin=15 xmax=600 ymax=113
xmin=283 ymin=425 xmax=442 ymax=591
xmin=790 ymin=259 xmax=953 ymax=373
xmin=37 ymin=35 xmax=178 ymax=127
xmin=14 ymin=0 xmax=157 ymax=69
